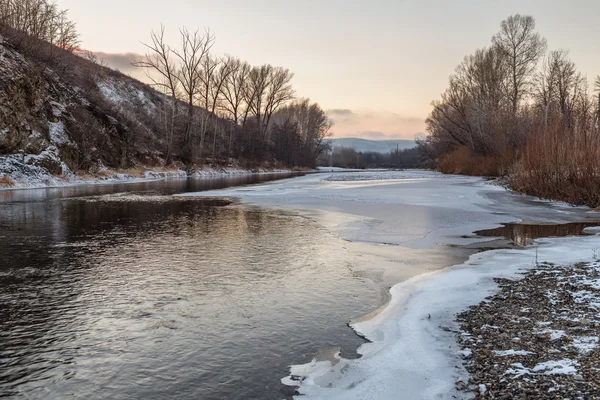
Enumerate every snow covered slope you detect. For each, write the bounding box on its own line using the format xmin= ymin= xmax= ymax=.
xmin=0 ymin=32 xmax=173 ymax=188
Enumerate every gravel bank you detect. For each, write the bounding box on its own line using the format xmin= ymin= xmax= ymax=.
xmin=457 ymin=260 xmax=600 ymax=399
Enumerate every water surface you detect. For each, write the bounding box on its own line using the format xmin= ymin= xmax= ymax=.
xmin=0 ymin=175 xmax=382 ymax=399
xmin=475 ymin=222 xmax=600 ymax=246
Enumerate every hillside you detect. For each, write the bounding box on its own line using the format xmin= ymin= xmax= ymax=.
xmin=0 ymin=24 xmax=333 ymax=189
xmin=0 ymin=29 xmax=182 ymax=187
xmin=330 ymin=138 xmax=416 ymax=153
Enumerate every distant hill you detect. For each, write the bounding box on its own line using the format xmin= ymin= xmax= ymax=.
xmin=330 ymin=138 xmax=416 ymax=153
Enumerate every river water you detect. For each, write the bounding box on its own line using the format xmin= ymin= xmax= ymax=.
xmin=4 ymin=171 xmax=599 ymax=400
xmin=0 ymin=174 xmax=383 ymax=399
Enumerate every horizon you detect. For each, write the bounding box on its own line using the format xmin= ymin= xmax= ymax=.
xmin=57 ymin=0 xmax=600 ymax=139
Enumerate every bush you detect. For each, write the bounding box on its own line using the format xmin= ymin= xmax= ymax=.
xmin=438 ymin=146 xmax=515 ymax=177
xmin=511 ymin=120 xmax=600 ymax=207
xmin=0 ymin=174 xmax=15 ymax=186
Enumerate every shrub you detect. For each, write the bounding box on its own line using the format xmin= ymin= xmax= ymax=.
xmin=0 ymin=174 xmax=15 ymax=187
xmin=511 ymin=120 xmax=600 ymax=207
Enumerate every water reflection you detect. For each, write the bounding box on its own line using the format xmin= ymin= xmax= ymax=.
xmin=0 ymin=185 xmax=381 ymax=400
xmin=0 ymin=172 xmax=303 ymax=203
xmin=475 ymin=222 xmax=600 ymax=246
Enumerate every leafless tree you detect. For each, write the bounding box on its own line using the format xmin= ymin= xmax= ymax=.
xmin=246 ymin=65 xmax=272 ymax=130
xmin=595 ymin=75 xmax=600 ymax=128
xmin=0 ymin=0 xmax=79 ymax=50
xmin=271 ymin=99 xmax=331 ymax=166
xmin=221 ymin=58 xmax=249 ymax=125
xmin=171 ymin=28 xmax=213 ymax=158
xmin=196 ymin=52 xmax=219 ymax=157
xmin=134 ymin=26 xmax=181 ymax=164
xmin=492 ymin=14 xmax=546 ymax=115
xmin=262 ymin=67 xmax=294 ymax=136
xmin=221 ymin=57 xmax=249 ymax=157
xmin=209 ymin=57 xmax=235 ymax=159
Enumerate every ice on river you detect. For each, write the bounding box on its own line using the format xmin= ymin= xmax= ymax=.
xmin=180 ymin=169 xmax=600 ymax=400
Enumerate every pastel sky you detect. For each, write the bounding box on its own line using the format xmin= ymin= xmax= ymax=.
xmin=57 ymin=0 xmax=600 ymax=139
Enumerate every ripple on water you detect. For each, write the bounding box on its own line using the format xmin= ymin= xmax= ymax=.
xmin=0 ymin=190 xmax=382 ymax=399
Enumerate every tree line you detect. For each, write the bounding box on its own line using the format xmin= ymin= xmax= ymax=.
xmin=319 ymin=146 xmax=420 ymax=169
xmin=134 ymin=26 xmax=331 ymax=168
xmin=420 ymin=14 xmax=600 ymax=206
xmin=0 ymin=0 xmax=78 ymax=50
xmin=0 ymin=1 xmax=332 ymax=169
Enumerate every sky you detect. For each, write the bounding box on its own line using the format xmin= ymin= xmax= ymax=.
xmin=57 ymin=0 xmax=600 ymax=139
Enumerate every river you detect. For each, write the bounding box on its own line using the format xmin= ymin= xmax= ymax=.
xmin=2 ymin=171 xmax=599 ymax=399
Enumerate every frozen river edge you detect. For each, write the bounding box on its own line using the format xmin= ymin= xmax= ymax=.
xmin=177 ymin=170 xmax=600 ymax=400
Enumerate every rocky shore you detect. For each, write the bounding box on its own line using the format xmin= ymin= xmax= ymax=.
xmin=456 ymin=260 xmax=600 ymax=399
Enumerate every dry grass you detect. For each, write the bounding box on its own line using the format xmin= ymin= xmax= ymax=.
xmin=438 ymin=147 xmax=515 ymax=177
xmin=511 ymin=120 xmax=600 ymax=207
xmin=0 ymin=175 xmax=15 ymax=187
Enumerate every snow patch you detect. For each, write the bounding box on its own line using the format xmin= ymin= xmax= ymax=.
xmin=532 ymin=359 xmax=579 ymax=375
xmin=323 ymin=169 xmax=446 ymax=182
xmin=282 ymin=233 xmax=600 ymax=399
xmin=493 ymin=349 xmax=536 ymax=357
xmin=97 ymin=81 xmax=124 ymax=105
xmin=571 ymin=336 xmax=599 ymax=354
xmin=533 ymin=328 xmax=567 ymax=341
xmin=49 ymin=121 xmax=70 ymax=145
xmin=504 ymin=359 xmax=579 ymax=377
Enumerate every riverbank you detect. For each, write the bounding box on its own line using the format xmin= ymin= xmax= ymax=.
xmin=0 ymin=153 xmax=299 ymax=190
xmin=457 ymin=258 xmax=600 ymax=399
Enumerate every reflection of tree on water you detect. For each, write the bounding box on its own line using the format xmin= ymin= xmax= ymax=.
xmin=475 ymin=222 xmax=600 ymax=246
xmin=0 ymin=188 xmax=372 ymax=399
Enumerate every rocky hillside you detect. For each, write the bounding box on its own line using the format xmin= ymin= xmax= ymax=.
xmin=0 ymin=30 xmax=175 ymax=188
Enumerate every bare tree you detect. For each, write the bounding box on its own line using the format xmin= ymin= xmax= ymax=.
xmin=595 ymin=76 xmax=600 ymax=127
xmin=492 ymin=14 xmax=547 ymax=115
xmin=209 ymin=57 xmax=235 ymax=159
xmin=196 ymin=52 xmax=219 ymax=158
xmin=0 ymin=0 xmax=79 ymax=50
xmin=134 ymin=26 xmax=181 ymax=164
xmin=172 ymin=28 xmax=214 ymax=160
xmin=271 ymin=99 xmax=331 ymax=166
xmin=221 ymin=58 xmax=249 ymax=125
xmin=51 ymin=12 xmax=78 ymax=50
xmin=262 ymin=67 xmax=294 ymax=136
xmin=221 ymin=58 xmax=249 ymax=158
xmin=246 ymin=65 xmax=272 ymax=129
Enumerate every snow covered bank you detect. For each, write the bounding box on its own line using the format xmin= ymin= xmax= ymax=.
xmin=457 ymin=259 xmax=600 ymax=398
xmin=0 ymin=154 xmax=187 ymax=189
xmin=283 ymin=234 xmax=600 ymax=399
xmin=0 ymin=155 xmax=295 ymax=190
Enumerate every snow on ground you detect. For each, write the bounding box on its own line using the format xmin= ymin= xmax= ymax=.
xmin=178 ymin=169 xmax=600 ymax=400
xmin=191 ymin=168 xmax=292 ymax=177
xmin=0 ymin=152 xmax=70 ymax=188
xmin=0 ymin=155 xmax=296 ymax=190
xmin=283 ymin=234 xmax=600 ymax=400
xmin=315 ymin=166 xmax=367 ymax=172
xmin=97 ymin=78 xmax=158 ymax=115
xmin=323 ymin=169 xmax=448 ymax=182
xmin=48 ymin=121 xmax=70 ymax=145
xmin=493 ymin=349 xmax=536 ymax=357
